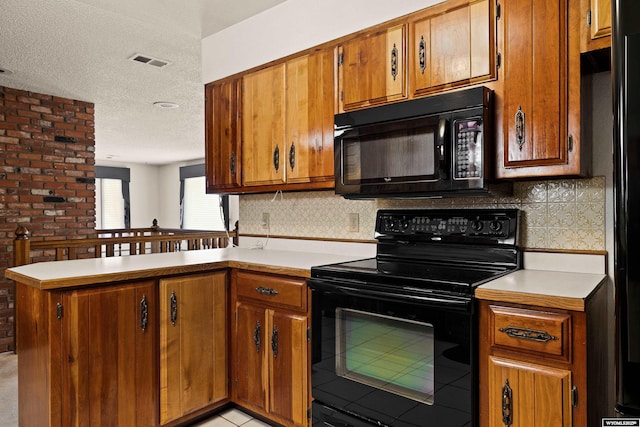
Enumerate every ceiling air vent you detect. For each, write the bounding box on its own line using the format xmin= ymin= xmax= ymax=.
xmin=128 ymin=53 xmax=171 ymax=69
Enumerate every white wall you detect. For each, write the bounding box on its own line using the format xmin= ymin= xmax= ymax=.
xmin=96 ymin=160 xmax=161 ymax=228
xmin=202 ymin=0 xmax=443 ymax=83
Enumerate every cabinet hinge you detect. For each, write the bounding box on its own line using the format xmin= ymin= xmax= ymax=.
xmin=337 ymin=52 xmax=344 ymax=66
xmin=56 ymin=302 xmax=63 ymax=319
xmin=307 ymin=327 xmax=311 ymax=342
xmin=572 ymin=386 xmax=578 ymax=407
xmin=307 ymin=407 xmax=311 ymax=420
xmin=497 ymin=52 xmax=502 ymax=69
xmin=234 ymin=378 xmax=238 ymax=389
xmin=496 ymin=1 xmax=501 ymax=20
xmin=587 ymin=10 xmax=592 ymax=27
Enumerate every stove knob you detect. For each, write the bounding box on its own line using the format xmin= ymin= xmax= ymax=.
xmin=401 ymin=220 xmax=409 ymax=230
xmin=490 ymin=220 xmax=503 ymax=232
xmin=471 ymin=219 xmax=483 ymax=232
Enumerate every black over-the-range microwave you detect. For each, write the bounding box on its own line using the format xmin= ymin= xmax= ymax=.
xmin=334 ymin=86 xmax=512 ymax=198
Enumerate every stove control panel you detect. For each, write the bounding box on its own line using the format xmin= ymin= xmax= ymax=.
xmin=375 ymin=209 xmax=519 ymax=245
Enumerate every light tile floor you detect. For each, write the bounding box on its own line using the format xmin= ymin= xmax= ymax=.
xmin=192 ymin=408 xmax=275 ymax=427
xmin=1 ymin=352 xmax=275 ymax=427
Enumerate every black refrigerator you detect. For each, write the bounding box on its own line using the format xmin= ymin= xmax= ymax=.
xmin=613 ymin=0 xmax=640 ymax=416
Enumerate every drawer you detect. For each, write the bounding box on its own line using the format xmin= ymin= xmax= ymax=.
xmin=489 ymin=305 xmax=571 ymax=360
xmin=235 ymin=271 xmax=306 ymax=311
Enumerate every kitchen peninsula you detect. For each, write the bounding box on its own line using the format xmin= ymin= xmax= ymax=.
xmin=5 ymin=248 xmax=363 ymax=427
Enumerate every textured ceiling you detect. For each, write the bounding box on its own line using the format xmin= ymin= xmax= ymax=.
xmin=0 ymin=0 xmax=287 ymax=165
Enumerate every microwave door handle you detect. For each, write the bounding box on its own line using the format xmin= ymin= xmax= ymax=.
xmin=437 ymin=118 xmax=448 ymax=178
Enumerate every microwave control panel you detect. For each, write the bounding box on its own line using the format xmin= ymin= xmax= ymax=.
xmin=454 ymin=119 xmax=483 ymax=180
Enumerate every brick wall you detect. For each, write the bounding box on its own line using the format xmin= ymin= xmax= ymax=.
xmin=0 ymin=85 xmax=96 ymax=352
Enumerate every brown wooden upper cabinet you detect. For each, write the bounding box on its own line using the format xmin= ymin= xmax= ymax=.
xmin=241 ymin=49 xmax=334 ymax=189
xmin=410 ymin=0 xmax=495 ymax=97
xmin=581 ymin=0 xmax=611 ymax=52
xmin=285 ymin=51 xmax=335 ymax=185
xmin=337 ymin=24 xmax=407 ymax=112
xmin=497 ymin=0 xmax=589 ymax=178
xmin=242 ymin=64 xmax=287 ymax=187
xmin=205 ymin=78 xmax=242 ymax=192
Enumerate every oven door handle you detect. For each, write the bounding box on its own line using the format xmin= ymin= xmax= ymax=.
xmin=310 ymin=280 xmax=472 ymax=312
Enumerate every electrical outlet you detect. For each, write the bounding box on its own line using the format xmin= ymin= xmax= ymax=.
xmin=348 ymin=213 xmax=359 ymax=232
xmin=261 ymin=212 xmax=270 ymax=229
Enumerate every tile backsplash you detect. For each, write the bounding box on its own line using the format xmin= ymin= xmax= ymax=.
xmin=239 ymin=177 xmax=606 ymax=251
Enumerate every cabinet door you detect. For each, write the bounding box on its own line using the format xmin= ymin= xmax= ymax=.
xmin=242 ymin=64 xmax=286 ymax=186
xmin=234 ymin=302 xmax=268 ymax=412
xmin=285 ymin=50 xmax=335 ymax=184
xmin=268 ymin=310 xmax=308 ymax=427
xmin=62 ymin=281 xmax=158 ymax=427
xmin=498 ymin=0 xmax=584 ymax=178
xmin=338 ymin=24 xmax=406 ymax=112
xmin=411 ymin=0 xmax=493 ymax=96
xmin=205 ymin=79 xmax=241 ymax=192
xmin=581 ymin=0 xmax=611 ymax=52
xmin=160 ymin=272 xmax=228 ymax=424
xmin=488 ymin=356 xmax=572 ymax=427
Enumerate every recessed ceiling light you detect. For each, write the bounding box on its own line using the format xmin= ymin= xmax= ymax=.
xmin=153 ymin=101 xmax=179 ymax=109
xmin=0 ymin=67 xmax=14 ymax=75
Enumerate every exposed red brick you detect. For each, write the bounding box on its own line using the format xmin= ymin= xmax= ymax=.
xmin=0 ymin=85 xmax=95 ymax=352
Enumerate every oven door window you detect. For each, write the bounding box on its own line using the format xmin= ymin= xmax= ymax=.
xmin=336 ymin=308 xmax=435 ymax=405
xmin=340 ymin=116 xmax=442 ymax=186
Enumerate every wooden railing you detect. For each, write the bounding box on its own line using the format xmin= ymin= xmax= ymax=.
xmin=13 ymin=219 xmax=239 ymax=267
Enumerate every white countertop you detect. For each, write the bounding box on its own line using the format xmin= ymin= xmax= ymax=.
xmin=5 ymin=247 xmax=365 ymax=290
xmin=476 ymin=269 xmax=607 ymax=311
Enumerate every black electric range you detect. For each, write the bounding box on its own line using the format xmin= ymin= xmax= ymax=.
xmin=308 ymin=209 xmax=521 ymax=427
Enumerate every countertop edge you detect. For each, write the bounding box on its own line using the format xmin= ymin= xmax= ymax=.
xmin=475 ymin=270 xmax=608 ymax=311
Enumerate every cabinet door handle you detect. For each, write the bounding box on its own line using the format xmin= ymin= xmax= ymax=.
xmin=230 ymin=150 xmax=236 ymax=176
xmin=254 ymin=321 xmax=261 ymax=352
xmin=273 ymin=145 xmax=280 ymax=172
xmin=256 ymin=286 xmax=279 ymax=296
xmin=419 ymin=35 xmax=427 ymax=75
xmin=170 ymin=291 xmax=178 ymax=326
xmin=140 ymin=294 xmax=148 ymax=333
xmin=499 ymin=326 xmax=559 ymax=343
xmin=515 ymin=106 xmax=525 ymax=150
xmin=271 ymin=325 xmax=279 ymax=358
xmin=289 ymin=142 xmax=296 ymax=171
xmin=391 ymin=43 xmax=399 ymax=81
xmin=502 ymin=379 xmax=513 ymax=427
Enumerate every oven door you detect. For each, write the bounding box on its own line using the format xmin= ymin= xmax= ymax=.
xmin=309 ymin=279 xmax=476 ymax=427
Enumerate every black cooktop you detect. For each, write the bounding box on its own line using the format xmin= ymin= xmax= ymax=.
xmin=310 ymin=209 xmax=521 ymax=296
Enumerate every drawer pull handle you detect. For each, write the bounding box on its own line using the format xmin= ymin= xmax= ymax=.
xmin=502 ymin=379 xmax=513 ymax=427
xmin=499 ymin=326 xmax=558 ymax=342
xmin=256 ymin=286 xmax=279 ymax=296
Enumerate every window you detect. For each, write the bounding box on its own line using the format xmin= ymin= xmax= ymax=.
xmin=95 ymin=166 xmax=130 ymax=229
xmin=180 ymin=164 xmax=228 ymax=230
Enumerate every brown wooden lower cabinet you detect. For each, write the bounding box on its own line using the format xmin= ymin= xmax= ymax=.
xmin=159 ymin=271 xmax=229 ymax=425
xmin=231 ymin=270 xmax=310 ymax=427
xmin=16 ymin=280 xmax=159 ymax=427
xmin=478 ymin=292 xmax=608 ymax=427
